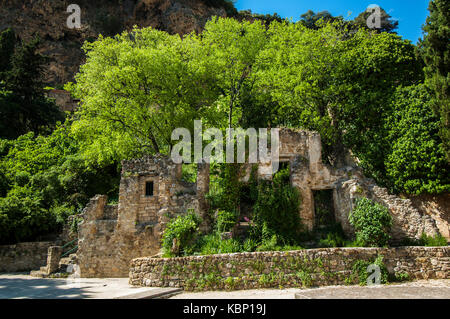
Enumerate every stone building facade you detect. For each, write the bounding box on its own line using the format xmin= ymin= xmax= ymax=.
xmin=77 ymin=128 xmax=446 ymax=278
xmin=248 ymin=128 xmax=442 ymax=242
xmin=77 ymin=155 xmax=210 ymax=277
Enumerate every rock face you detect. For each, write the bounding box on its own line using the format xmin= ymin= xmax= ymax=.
xmin=0 ymin=0 xmax=227 ymax=85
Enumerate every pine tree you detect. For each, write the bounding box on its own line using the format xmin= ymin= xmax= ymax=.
xmin=419 ymin=0 xmax=450 ymax=160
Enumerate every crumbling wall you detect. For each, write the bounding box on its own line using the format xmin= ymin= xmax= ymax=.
xmin=243 ymin=128 xmax=444 ymax=242
xmin=77 ymin=155 xmax=210 ymax=277
xmin=0 ymin=241 xmax=55 ymax=272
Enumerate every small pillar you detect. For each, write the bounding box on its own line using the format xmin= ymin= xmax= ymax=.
xmin=46 ymin=246 xmax=62 ymax=275
xmin=196 ymin=162 xmax=211 ymax=232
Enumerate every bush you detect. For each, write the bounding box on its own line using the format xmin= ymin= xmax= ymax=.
xmin=384 ymin=84 xmax=450 ymax=195
xmin=196 ymin=233 xmax=242 ymax=255
xmin=216 ymin=210 xmax=238 ymax=232
xmin=420 ymin=233 xmax=448 ymax=246
xmin=349 ymin=198 xmax=392 ymax=247
xmin=350 ymin=255 xmax=389 ymax=286
xmin=162 ymin=212 xmax=202 ymax=257
xmin=253 ymin=167 xmax=301 ymax=244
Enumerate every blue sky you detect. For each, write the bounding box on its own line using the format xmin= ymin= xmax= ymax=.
xmin=234 ymin=0 xmax=430 ymax=43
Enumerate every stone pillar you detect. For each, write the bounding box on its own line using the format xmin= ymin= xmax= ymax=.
xmin=308 ymin=133 xmax=322 ymax=173
xmin=299 ymin=187 xmax=314 ymax=231
xmin=197 ymin=162 xmax=211 ymax=232
xmin=117 ymin=176 xmax=139 ymax=233
xmin=46 ymin=246 xmax=62 ymax=275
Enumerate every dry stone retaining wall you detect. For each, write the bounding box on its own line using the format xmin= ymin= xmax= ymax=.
xmin=129 ymin=246 xmax=449 ymax=291
xmin=0 ymin=241 xmax=54 ymax=272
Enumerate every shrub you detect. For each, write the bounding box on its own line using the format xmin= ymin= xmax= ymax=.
xmin=162 ymin=212 xmax=202 ymax=257
xmin=350 ymin=255 xmax=389 ymax=286
xmin=253 ymin=167 xmax=301 ymax=244
xmin=349 ymin=198 xmax=392 ymax=247
xmin=420 ymin=233 xmax=448 ymax=246
xmin=196 ymin=233 xmax=242 ymax=255
xmin=216 ymin=210 xmax=238 ymax=232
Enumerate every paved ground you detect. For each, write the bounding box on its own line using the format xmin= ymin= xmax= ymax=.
xmin=170 ymin=279 xmax=450 ymax=299
xmin=1 ymin=274 xmax=448 ymax=299
xmin=0 ymin=273 xmax=164 ymax=299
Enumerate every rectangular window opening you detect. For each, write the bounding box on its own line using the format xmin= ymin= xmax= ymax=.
xmin=145 ymin=181 xmax=154 ymax=197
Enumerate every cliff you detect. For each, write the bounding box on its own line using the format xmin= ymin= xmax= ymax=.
xmin=0 ymin=0 xmax=229 ymax=85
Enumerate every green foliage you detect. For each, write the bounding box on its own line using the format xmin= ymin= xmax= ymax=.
xmin=299 ymin=10 xmax=343 ymax=30
xmin=393 ymin=271 xmax=411 ymax=283
xmin=349 ymin=198 xmax=392 ymax=247
xmin=162 ymin=213 xmax=202 ymax=257
xmin=384 ymin=84 xmax=449 ymax=194
xmin=317 ymin=224 xmax=348 ymax=248
xmin=195 ymin=233 xmax=243 ymax=255
xmin=252 ymin=167 xmax=301 ymax=244
xmin=0 ymin=125 xmax=120 ymax=244
xmin=216 ymin=210 xmax=238 ymax=232
xmin=0 ymin=29 xmax=63 ymax=139
xmin=419 ymin=0 xmax=450 ymax=159
xmin=181 ymin=163 xmax=197 ymax=183
xmin=420 ymin=233 xmax=448 ymax=246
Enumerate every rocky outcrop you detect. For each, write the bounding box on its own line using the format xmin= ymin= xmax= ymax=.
xmin=0 ymin=0 xmax=228 ymax=85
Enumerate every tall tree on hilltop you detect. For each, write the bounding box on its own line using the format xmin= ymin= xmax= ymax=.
xmin=299 ymin=10 xmax=343 ymax=29
xmin=418 ymin=0 xmax=450 ymax=160
xmin=352 ymin=6 xmax=398 ymax=33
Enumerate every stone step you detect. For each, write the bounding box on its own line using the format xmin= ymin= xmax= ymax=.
xmin=30 ymin=270 xmax=48 ymax=278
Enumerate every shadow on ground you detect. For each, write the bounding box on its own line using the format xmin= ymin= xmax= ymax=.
xmin=0 ymin=273 xmax=95 ymax=299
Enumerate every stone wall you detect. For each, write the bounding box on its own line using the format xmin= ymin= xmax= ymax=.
xmin=129 ymin=246 xmax=449 ymax=291
xmin=0 ymin=242 xmax=54 ymax=272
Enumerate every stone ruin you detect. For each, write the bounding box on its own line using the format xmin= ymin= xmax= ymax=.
xmin=76 ymin=128 xmax=445 ymax=278
xmin=77 ymin=155 xmax=210 ymax=277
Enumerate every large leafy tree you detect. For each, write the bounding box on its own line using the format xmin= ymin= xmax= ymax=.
xmin=69 ymin=19 xmax=269 ymax=164
xmin=419 ymin=0 xmax=450 ymax=160
xmin=384 ymin=84 xmax=449 ymax=194
xmin=254 ymin=21 xmax=422 ymax=167
xmin=69 ymin=28 xmax=225 ymax=164
xmin=0 ymin=125 xmax=120 ymax=244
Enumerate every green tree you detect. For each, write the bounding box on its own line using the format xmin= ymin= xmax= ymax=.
xmin=419 ymin=0 xmax=450 ymax=160
xmin=0 ymin=28 xmax=16 ymax=77
xmin=352 ymin=6 xmax=399 ymax=33
xmin=299 ymin=10 xmax=343 ymax=30
xmin=255 ymin=21 xmax=422 ymax=166
xmin=349 ymin=198 xmax=392 ymax=247
xmin=0 ymin=124 xmax=120 ymax=244
xmin=69 ymin=28 xmax=224 ymax=164
xmin=0 ymin=29 xmax=63 ymax=139
xmin=384 ymin=84 xmax=449 ymax=194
